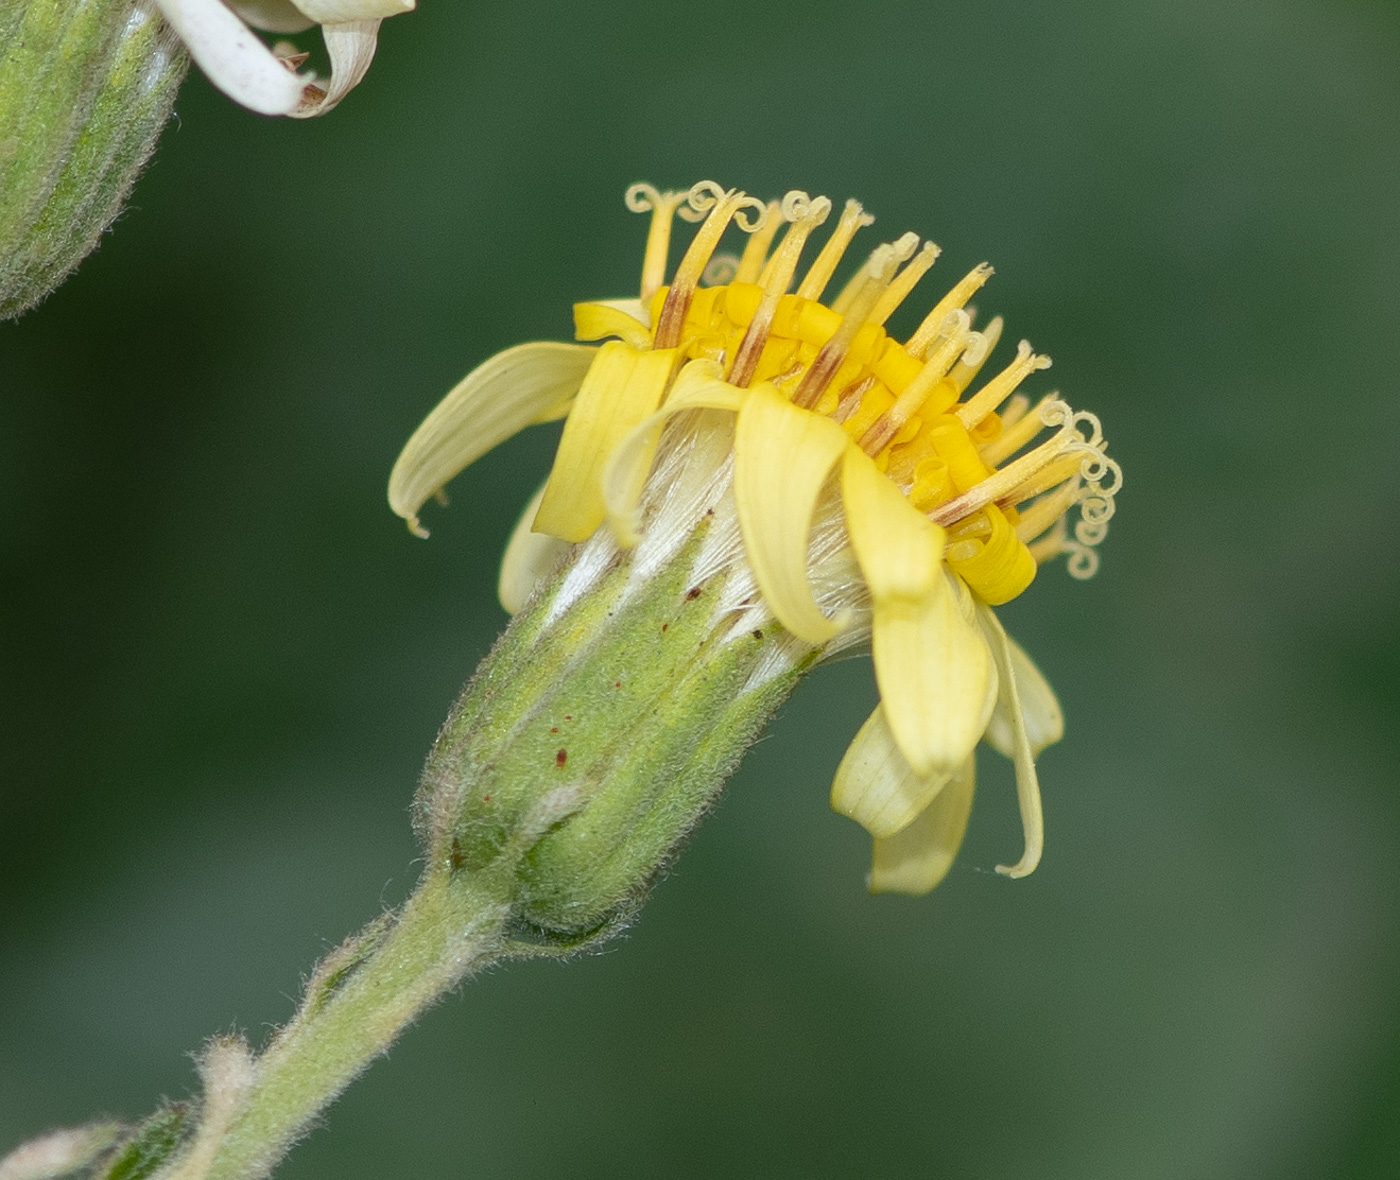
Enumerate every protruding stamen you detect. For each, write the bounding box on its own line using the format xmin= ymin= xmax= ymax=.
xmin=790 ymin=245 xmax=899 ymax=410
xmin=856 ymin=311 xmax=971 ymax=455
xmin=654 ymin=183 xmax=768 ymax=350
xmin=730 ymin=193 xmax=833 ymax=387
xmin=929 ymin=400 xmax=1078 ymax=526
xmin=947 ymin=315 xmax=1003 ymax=394
xmin=626 ymin=184 xmax=692 ymax=304
xmin=1013 ymin=478 xmax=1081 ymax=543
xmin=977 ymin=392 xmax=1058 ymax=467
xmin=868 ymin=240 xmax=941 ymax=327
xmin=831 ymin=232 xmax=918 ymax=314
xmin=733 ymin=199 xmax=784 ymax=284
xmin=998 ymin=391 xmax=1030 ymax=431
xmin=906 ymin=263 xmax=993 ymax=357
xmin=955 ymin=340 xmax=1052 ymax=429
xmin=795 ymin=199 xmax=874 ymax=303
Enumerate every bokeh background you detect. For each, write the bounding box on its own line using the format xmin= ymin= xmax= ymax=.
xmin=4 ymin=0 xmax=1399 ymax=1175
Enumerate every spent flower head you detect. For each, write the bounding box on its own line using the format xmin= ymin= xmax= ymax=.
xmin=155 ymin=0 xmax=414 ymax=116
xmin=391 ymin=180 xmax=1121 ymax=896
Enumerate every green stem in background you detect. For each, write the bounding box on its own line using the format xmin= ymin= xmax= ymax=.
xmin=47 ymin=526 xmax=809 ymax=1180
xmin=0 ymin=0 xmax=187 ymax=320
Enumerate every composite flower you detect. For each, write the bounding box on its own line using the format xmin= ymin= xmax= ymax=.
xmin=390 ymin=181 xmax=1121 ymax=895
xmin=155 ymin=0 xmax=414 ymax=116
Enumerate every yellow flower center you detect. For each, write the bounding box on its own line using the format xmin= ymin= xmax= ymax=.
xmin=581 ymin=181 xmax=1120 ymax=605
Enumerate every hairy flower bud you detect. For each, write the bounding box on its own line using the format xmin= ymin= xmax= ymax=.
xmin=416 ymin=518 xmax=808 ymax=943
xmin=0 ymin=0 xmax=187 ymax=319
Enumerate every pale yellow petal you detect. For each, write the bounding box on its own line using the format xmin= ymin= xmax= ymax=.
xmin=869 ymin=754 xmax=976 ymax=895
xmin=601 ymin=360 xmax=744 ymax=547
xmin=733 ymin=385 xmax=853 ymax=644
xmin=388 ymin=342 xmax=597 ymax=537
xmin=982 ymin=631 xmax=1064 ymax=758
xmin=868 ymin=588 xmax=996 ymax=780
xmin=843 ymin=449 xmax=995 ymax=778
xmin=976 ymin=603 xmax=1045 ymax=879
xmin=498 ymin=483 xmax=569 ymax=615
xmin=292 ymin=0 xmax=412 ymax=20
xmin=289 ymin=19 xmax=381 ymax=118
xmin=573 ymin=301 xmax=653 ymax=349
xmin=832 ymin=705 xmax=953 ymax=840
xmin=841 ymin=444 xmax=943 ymax=598
xmin=535 ymin=343 xmax=681 ymax=542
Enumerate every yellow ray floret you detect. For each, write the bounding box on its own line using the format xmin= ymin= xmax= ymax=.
xmin=733 ymin=384 xmax=853 ymax=644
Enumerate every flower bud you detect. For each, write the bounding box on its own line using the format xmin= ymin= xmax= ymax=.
xmin=0 ymin=0 xmax=186 ymax=319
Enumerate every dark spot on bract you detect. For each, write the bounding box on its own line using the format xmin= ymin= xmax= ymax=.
xmin=661 ymin=623 xmax=669 ymax=632
xmin=614 ymin=680 xmax=622 ymax=688
xmin=753 ymin=629 xmax=764 ymax=639
xmin=556 ymin=748 xmax=568 ymax=767
xmin=449 ymin=838 xmax=466 ymax=871
xmin=550 ymin=726 xmax=558 ymax=733
xmin=686 ymin=586 xmax=702 ymax=600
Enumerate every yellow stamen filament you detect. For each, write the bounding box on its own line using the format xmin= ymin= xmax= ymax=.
xmin=976 ymin=392 xmax=1059 ymax=467
xmin=868 ymin=240 xmax=941 ymax=327
xmin=796 ymin=199 xmax=874 ymax=301
xmin=831 ymin=232 xmax=918 ymax=314
xmin=730 ymin=193 xmax=833 ymax=388
xmin=1006 ymin=452 xmax=1089 ymax=508
xmin=947 ymin=314 xmax=1003 ymax=394
xmin=1028 ymin=517 xmax=1068 ymax=564
xmin=626 ymin=184 xmax=694 ymax=304
xmin=733 ymin=200 xmax=783 ymax=284
xmin=1013 ymin=479 xmax=1080 ymax=542
xmin=654 ymin=183 xmax=767 ymax=350
xmin=790 ymin=245 xmax=899 ymax=410
xmin=905 ymin=263 xmax=993 ymax=357
xmin=929 ymin=406 xmax=1082 ymax=526
xmin=856 ymin=311 xmax=971 ymax=455
xmin=955 ymin=340 xmax=1052 ymax=429
xmin=996 ymin=390 xmax=1030 ymax=432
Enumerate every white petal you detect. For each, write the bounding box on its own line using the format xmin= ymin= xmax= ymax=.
xmin=292 ymin=0 xmax=414 ymax=20
xmin=832 ymin=705 xmax=953 ymax=840
xmin=157 ymin=0 xmax=304 ymax=115
xmin=289 ymin=19 xmax=379 ymax=117
xmin=498 ymin=482 xmax=569 ymax=615
xmin=388 ymin=342 xmax=597 ymax=537
xmin=227 ymin=0 xmax=315 ymax=32
xmin=976 ymin=603 xmax=1046 ymax=879
xmin=982 ymin=632 xmax=1064 ymax=758
xmin=869 ymin=754 xmax=976 ymax=895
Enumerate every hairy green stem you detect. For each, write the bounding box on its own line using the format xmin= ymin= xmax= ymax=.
xmin=201 ymin=871 xmax=514 ymax=1180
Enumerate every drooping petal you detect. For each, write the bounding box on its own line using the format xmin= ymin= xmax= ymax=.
xmin=535 ymin=343 xmax=682 ymax=543
xmin=499 ymin=482 xmax=569 ymax=615
xmin=733 ymin=384 xmax=853 ymax=644
xmin=290 ymin=0 xmax=414 ymax=19
xmin=982 ymin=631 xmax=1064 ymax=758
xmin=388 ymin=342 xmax=597 ymax=537
xmin=156 ymin=0 xmax=304 ymax=115
xmin=601 ymin=360 xmax=744 ymax=546
xmin=869 ymin=754 xmax=976 ymax=895
xmin=976 ymin=602 xmax=1045 ymax=879
xmin=573 ymin=301 xmax=653 ymax=350
xmin=842 ymin=448 xmax=996 ymax=779
xmin=289 ymin=19 xmax=380 ymax=117
xmin=228 ymin=0 xmax=315 ymax=32
xmin=831 ymin=705 xmax=954 ymax=840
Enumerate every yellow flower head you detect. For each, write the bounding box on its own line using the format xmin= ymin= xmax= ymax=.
xmin=390 ymin=181 xmax=1122 ymax=895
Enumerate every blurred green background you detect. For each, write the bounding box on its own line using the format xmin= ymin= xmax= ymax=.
xmin=4 ymin=0 xmax=1399 ymax=1175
